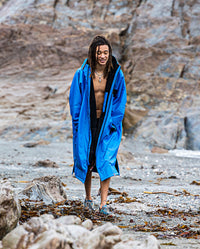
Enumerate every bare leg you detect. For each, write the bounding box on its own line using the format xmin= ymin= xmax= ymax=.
xmin=100 ymin=177 xmax=110 ymax=208
xmin=84 ymin=170 xmax=92 ymax=200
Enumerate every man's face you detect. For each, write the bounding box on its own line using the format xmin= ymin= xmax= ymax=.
xmin=96 ymin=45 xmax=109 ymax=67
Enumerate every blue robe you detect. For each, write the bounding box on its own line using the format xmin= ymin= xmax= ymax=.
xmin=69 ymin=57 xmax=127 ymax=183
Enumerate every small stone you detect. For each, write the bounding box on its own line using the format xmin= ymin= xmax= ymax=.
xmin=82 ymin=219 xmax=93 ymax=230
xmin=33 ymin=159 xmax=59 ymax=168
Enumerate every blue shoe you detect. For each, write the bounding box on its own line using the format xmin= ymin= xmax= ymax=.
xmin=99 ymin=205 xmax=110 ymax=216
xmin=84 ymin=199 xmax=94 ymax=211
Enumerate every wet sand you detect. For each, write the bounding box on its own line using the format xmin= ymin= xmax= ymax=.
xmin=0 ymin=138 xmax=199 ymax=248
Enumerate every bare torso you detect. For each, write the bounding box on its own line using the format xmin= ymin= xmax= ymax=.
xmin=92 ymin=76 xmax=107 ymax=118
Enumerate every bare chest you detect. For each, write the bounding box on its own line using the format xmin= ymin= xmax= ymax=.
xmin=92 ymin=77 xmax=106 ymax=93
xmin=92 ymin=76 xmax=107 ymax=118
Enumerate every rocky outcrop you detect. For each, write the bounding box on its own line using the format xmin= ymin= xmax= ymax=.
xmin=122 ymin=0 xmax=200 ymax=149
xmin=2 ymin=214 xmax=160 ymax=249
xmin=21 ymin=175 xmax=67 ymax=204
xmin=0 ymin=0 xmax=200 ymax=149
xmin=0 ymin=181 xmax=21 ymax=240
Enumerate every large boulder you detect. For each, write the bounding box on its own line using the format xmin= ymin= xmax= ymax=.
xmin=184 ymin=108 xmax=200 ymax=150
xmin=21 ymin=175 xmax=67 ymax=204
xmin=0 ymin=181 xmax=21 ymax=240
xmin=114 ymin=234 xmax=160 ymax=249
xmin=133 ymin=96 xmax=200 ymax=150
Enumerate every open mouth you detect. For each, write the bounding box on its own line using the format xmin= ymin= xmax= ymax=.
xmin=99 ymin=59 xmax=106 ymax=63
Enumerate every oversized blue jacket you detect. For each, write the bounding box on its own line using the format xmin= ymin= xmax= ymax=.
xmin=69 ymin=57 xmax=126 ymax=183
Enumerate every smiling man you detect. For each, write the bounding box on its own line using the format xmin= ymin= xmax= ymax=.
xmin=69 ymin=35 xmax=126 ymax=215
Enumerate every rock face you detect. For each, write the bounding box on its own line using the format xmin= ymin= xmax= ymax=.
xmin=0 ymin=181 xmax=21 ymax=240
xmin=21 ymin=175 xmax=67 ymax=204
xmin=0 ymin=0 xmax=200 ymax=149
xmin=121 ymin=0 xmax=200 ymax=150
xmin=2 ymin=214 xmax=160 ymax=249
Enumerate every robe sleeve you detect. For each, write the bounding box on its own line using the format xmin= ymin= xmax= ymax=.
xmin=69 ymin=69 xmax=82 ymax=132
xmin=111 ymin=69 xmax=127 ymax=127
xmin=69 ymin=69 xmax=83 ymax=165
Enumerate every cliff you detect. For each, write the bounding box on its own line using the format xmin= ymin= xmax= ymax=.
xmin=0 ymin=0 xmax=200 ymax=150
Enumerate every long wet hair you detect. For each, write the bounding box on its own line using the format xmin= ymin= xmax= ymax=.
xmin=88 ymin=35 xmax=113 ymax=79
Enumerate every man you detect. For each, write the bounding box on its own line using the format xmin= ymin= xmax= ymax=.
xmin=69 ymin=35 xmax=126 ymax=215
